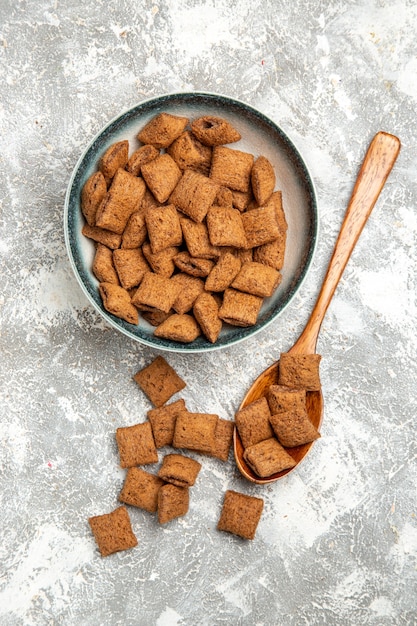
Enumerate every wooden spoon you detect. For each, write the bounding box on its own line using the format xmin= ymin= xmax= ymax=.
xmin=234 ymin=131 xmax=401 ymax=484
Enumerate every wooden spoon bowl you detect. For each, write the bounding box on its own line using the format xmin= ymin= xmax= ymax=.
xmin=234 ymin=131 xmax=401 ymax=484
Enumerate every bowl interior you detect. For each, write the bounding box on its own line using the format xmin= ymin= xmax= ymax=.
xmin=64 ymin=92 xmax=318 ymax=352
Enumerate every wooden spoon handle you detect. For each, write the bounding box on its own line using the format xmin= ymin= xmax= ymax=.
xmin=291 ymin=131 xmax=401 ymax=355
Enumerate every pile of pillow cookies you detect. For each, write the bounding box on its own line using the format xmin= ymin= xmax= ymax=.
xmin=81 ymin=112 xmax=287 ymax=344
xmin=88 ymin=356 xmax=264 ymax=557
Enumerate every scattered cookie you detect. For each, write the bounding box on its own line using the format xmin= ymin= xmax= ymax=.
xmin=119 ymin=467 xmax=165 ymax=512
xmin=217 ymin=490 xmax=264 ymax=540
xmin=115 ymin=422 xmax=158 ymax=468
xmin=211 ymin=418 xmax=234 ymax=462
xmin=234 ymin=397 xmax=273 ymax=449
xmin=243 ymin=437 xmax=296 ymax=477
xmin=133 ymin=356 xmax=186 ymax=408
xmin=88 ymin=506 xmax=138 ymax=557
xmin=158 ymin=484 xmax=189 ymax=524
xmin=278 ymin=353 xmax=322 ymax=391
xmin=147 ymin=399 xmax=187 ymax=448
xmin=173 ymin=411 xmax=218 ymax=454
xmin=158 ymin=453 xmax=202 ymax=487
xmin=269 ymin=409 xmax=321 ymax=448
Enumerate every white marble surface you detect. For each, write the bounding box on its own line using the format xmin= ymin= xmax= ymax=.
xmin=1 ymin=1 xmax=416 ymax=625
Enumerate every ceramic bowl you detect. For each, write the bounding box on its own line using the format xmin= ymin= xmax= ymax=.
xmin=64 ymin=92 xmax=318 ymax=352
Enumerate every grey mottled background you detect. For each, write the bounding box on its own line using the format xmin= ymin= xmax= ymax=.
xmin=1 ymin=1 xmax=416 ymax=625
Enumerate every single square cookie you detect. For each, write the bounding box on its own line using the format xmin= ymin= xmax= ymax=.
xmin=266 ymin=385 xmax=307 ymax=415
xmin=126 ymin=144 xmax=159 ymax=176
xmin=241 ymin=205 xmax=281 ymax=248
xmin=142 ymin=243 xmax=179 ymax=278
xmin=118 ymin=467 xmax=164 ymax=512
xmin=167 ymin=130 xmax=212 ymax=174
xmin=206 ymin=206 xmax=247 ymax=248
xmin=169 ymin=169 xmax=219 ymax=223
xmin=180 ymin=217 xmax=221 ymax=259
xmin=158 ymin=484 xmax=189 ymax=524
xmin=95 ymin=169 xmax=146 ymax=234
xmin=113 ymin=248 xmax=149 ymax=290
xmin=171 ymin=274 xmax=205 ymax=314
xmin=217 ymin=490 xmax=264 ymax=540
xmin=211 ymin=418 xmax=234 ymax=461
xmin=243 ymin=437 xmax=297 ymax=477
xmin=88 ymin=505 xmax=137 ymax=557
xmin=141 ymin=153 xmax=182 ymax=203
xmin=251 ymin=155 xmax=276 ymax=206
xmin=191 ymin=116 xmax=241 ymax=146
xmin=219 ymin=288 xmax=263 ymax=327
xmin=147 ymin=398 xmax=187 ymax=447
xmin=133 ymin=356 xmax=186 ymax=407
xmin=278 ymin=353 xmax=322 ymax=391
xmin=99 ymin=282 xmax=139 ymax=325
xmin=145 ymin=204 xmax=183 ymax=254
xmin=269 ymin=410 xmax=321 ymax=448
xmin=231 ymin=261 xmax=282 ymax=297
xmin=205 ymin=252 xmax=242 ymax=292
xmin=173 ymin=411 xmax=218 ymax=454
xmin=137 ymin=112 xmax=189 ymax=149
xmin=121 ymin=211 xmax=147 ymax=249
xmin=131 ymin=272 xmax=181 ymax=313
xmin=81 ymin=171 xmax=107 ymax=226
xmin=115 ymin=422 xmax=158 ymax=467
xmin=99 ymin=140 xmax=129 ymax=183
xmin=82 ymin=224 xmax=122 ymax=249
xmin=210 ymin=145 xmax=254 ymax=192
xmin=158 ymin=453 xmax=202 ymax=487
xmin=154 ymin=314 xmax=201 ymax=343
xmin=253 ymin=237 xmax=286 ymax=271
xmin=193 ymin=292 xmax=222 ymax=344
xmin=93 ymin=244 xmax=120 ymax=285
xmin=234 ymin=397 xmax=273 ymax=449
xmin=173 ymin=251 xmax=214 ymax=277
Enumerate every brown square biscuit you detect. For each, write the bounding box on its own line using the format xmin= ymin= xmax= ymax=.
xmin=113 ymin=248 xmax=149 ymax=290
xmin=241 ymin=205 xmax=281 ymax=248
xmin=217 ymin=490 xmax=263 ymax=540
xmin=133 ymin=356 xmax=186 ymax=407
xmin=205 ymin=252 xmax=242 ymax=292
xmin=231 ymin=261 xmax=282 ymax=297
xmin=206 ymin=206 xmax=247 ymax=248
xmin=173 ymin=411 xmax=218 ymax=454
xmin=267 ymin=385 xmax=307 ymax=415
xmin=99 ymin=282 xmax=139 ymax=325
xmin=278 ymin=353 xmax=322 ymax=391
xmin=137 ymin=112 xmax=189 ymax=149
xmin=158 ymin=453 xmax=202 ymax=487
xmin=147 ymin=399 xmax=187 ymax=447
xmin=131 ymin=272 xmax=181 ymax=313
xmin=191 ymin=116 xmax=241 ymax=146
xmin=269 ymin=410 xmax=321 ymax=448
xmin=99 ymin=140 xmax=129 ymax=183
xmin=116 ymin=422 xmax=158 ymax=467
xmin=169 ymin=169 xmax=220 ymax=223
xmin=193 ymin=292 xmax=222 ymax=344
xmin=121 ymin=211 xmax=147 ymax=249
xmin=95 ymin=169 xmax=146 ymax=234
xmin=158 ymin=484 xmax=189 ymax=524
xmin=251 ymin=155 xmax=276 ymax=206
xmin=81 ymin=171 xmax=107 ymax=226
xmin=253 ymin=237 xmax=286 ymax=271
xmin=126 ymin=144 xmax=159 ymax=176
xmin=145 ymin=204 xmax=183 ymax=254
xmin=210 ymin=145 xmax=254 ymax=192
xmin=171 ymin=274 xmax=205 ymax=314
xmin=234 ymin=397 xmax=274 ymax=449
xmin=142 ymin=243 xmax=179 ymax=277
xmin=167 ymin=130 xmax=212 ymax=174
xmin=243 ymin=437 xmax=297 ymax=477
xmin=211 ymin=418 xmax=234 ymax=461
xmin=141 ymin=153 xmax=182 ymax=203
xmin=88 ymin=506 xmax=137 ymax=557
xmin=219 ymin=288 xmax=263 ymax=327
xmin=231 ymin=189 xmax=253 ymax=212
xmin=93 ymin=244 xmax=120 ymax=285
xmin=180 ymin=217 xmax=221 ymax=259
xmin=173 ymin=251 xmax=214 ymax=277
xmin=82 ymin=224 xmax=122 ymax=249
xmin=118 ymin=467 xmax=165 ymax=512
xmin=267 ymin=191 xmax=288 ymax=232
xmin=154 ymin=314 xmax=201 ymax=343
xmin=214 ymin=186 xmax=234 ymax=208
